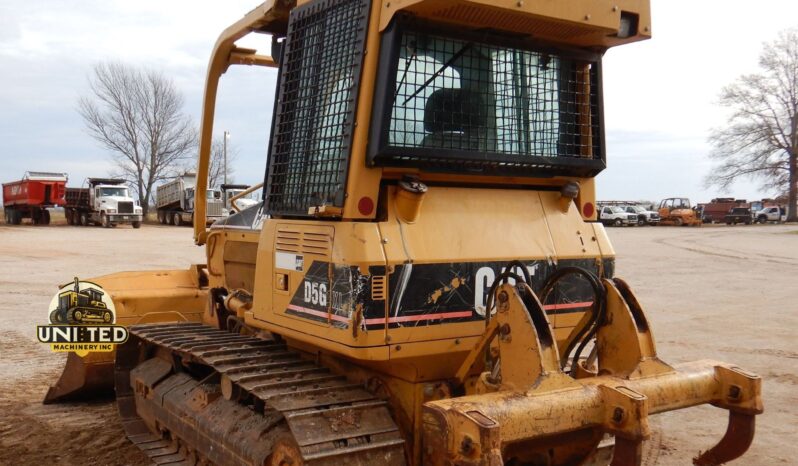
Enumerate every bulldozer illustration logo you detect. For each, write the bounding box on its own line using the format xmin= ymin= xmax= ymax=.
xmin=38 ymin=277 xmax=128 ymax=356
xmin=49 ymin=277 xmax=114 ymax=324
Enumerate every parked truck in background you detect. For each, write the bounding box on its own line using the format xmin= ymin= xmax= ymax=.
xmin=2 ymin=172 xmax=67 ymax=225
xmin=597 ymin=201 xmax=659 ymax=225
xmin=65 ymin=178 xmax=143 ymax=228
xmin=598 ymin=205 xmax=637 ymax=226
xmin=725 ymin=207 xmax=753 ymax=225
xmin=156 ymin=173 xmax=225 ymax=226
xmin=750 ymin=199 xmax=777 ymax=213
xmin=755 ymin=206 xmax=785 ymax=223
xmin=622 ymin=204 xmax=660 ymax=225
xmin=220 ymin=183 xmax=259 ymax=213
xmin=700 ymin=198 xmax=748 ymax=223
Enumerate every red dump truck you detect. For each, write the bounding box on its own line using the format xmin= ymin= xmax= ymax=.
xmin=2 ymin=172 xmax=68 ymax=225
xmin=700 ymin=198 xmax=749 ymax=223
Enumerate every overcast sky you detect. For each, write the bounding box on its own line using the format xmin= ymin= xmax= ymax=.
xmin=1 ymin=0 xmax=797 ymax=203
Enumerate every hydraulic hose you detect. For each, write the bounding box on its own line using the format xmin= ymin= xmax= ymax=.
xmin=484 ymin=263 xmax=607 ymax=376
xmin=484 ymin=269 xmax=527 ymax=327
xmin=538 ymin=266 xmax=607 ymax=373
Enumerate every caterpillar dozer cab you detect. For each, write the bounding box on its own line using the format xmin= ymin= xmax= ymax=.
xmin=44 ymin=0 xmax=763 ymax=464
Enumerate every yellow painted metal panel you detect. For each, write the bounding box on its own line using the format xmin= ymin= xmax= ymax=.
xmin=379 ymin=0 xmax=651 ymax=48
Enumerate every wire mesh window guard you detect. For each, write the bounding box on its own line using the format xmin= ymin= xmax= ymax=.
xmin=370 ymin=22 xmax=604 ymax=177
xmin=265 ymin=0 xmax=369 ymax=216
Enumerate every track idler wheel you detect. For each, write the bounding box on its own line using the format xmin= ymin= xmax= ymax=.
xmin=49 ymin=309 xmax=66 ymax=324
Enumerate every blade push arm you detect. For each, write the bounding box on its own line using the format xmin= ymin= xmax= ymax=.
xmin=428 ymin=281 xmax=762 ymax=465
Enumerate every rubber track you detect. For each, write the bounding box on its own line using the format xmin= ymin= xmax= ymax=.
xmin=116 ymin=323 xmax=406 ymax=465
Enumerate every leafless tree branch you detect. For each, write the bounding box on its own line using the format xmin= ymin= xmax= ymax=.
xmin=78 ymin=62 xmax=197 ymax=214
xmin=707 ymin=28 xmax=798 ymax=221
xmin=208 ymin=137 xmax=240 ymax=189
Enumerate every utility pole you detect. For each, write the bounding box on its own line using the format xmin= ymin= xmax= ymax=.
xmin=223 ymin=131 xmax=230 ymax=185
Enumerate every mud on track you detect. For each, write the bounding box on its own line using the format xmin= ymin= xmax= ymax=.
xmin=0 ymin=221 xmax=795 ymax=465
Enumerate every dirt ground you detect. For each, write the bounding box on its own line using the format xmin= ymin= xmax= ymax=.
xmin=0 ymin=219 xmax=795 ymax=465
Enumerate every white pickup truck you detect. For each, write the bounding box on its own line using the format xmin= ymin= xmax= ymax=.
xmin=599 ymin=205 xmax=638 ymax=226
xmin=622 ymin=205 xmax=660 ymax=225
xmin=754 ymin=206 xmax=785 ymax=223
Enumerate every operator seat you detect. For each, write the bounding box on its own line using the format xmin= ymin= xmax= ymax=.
xmin=421 ymin=88 xmax=489 ymax=151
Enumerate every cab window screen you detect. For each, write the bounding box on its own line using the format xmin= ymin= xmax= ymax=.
xmin=265 ymin=0 xmax=369 ymax=216
xmin=369 ymin=21 xmax=604 ymax=177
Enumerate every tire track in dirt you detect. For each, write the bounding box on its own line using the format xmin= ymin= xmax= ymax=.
xmin=652 ymin=230 xmax=798 ymax=267
xmin=0 ymin=329 xmax=147 ymax=466
xmin=719 ymin=346 xmax=798 ymax=360
xmin=0 ymin=398 xmax=146 ymax=466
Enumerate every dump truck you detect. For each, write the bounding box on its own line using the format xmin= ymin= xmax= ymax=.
xmin=221 ymin=183 xmax=260 ymax=212
xmin=657 ymin=197 xmax=702 ymax=226
xmin=700 ymin=197 xmax=748 ymax=224
xmin=44 ymin=1 xmax=763 ymax=464
xmin=65 ymin=178 xmax=143 ymax=228
xmin=750 ymin=198 xmax=779 ymax=213
xmin=2 ymin=171 xmax=67 ymax=225
xmin=156 ymin=172 xmax=225 ymax=225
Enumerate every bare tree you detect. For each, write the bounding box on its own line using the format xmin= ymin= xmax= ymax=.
xmin=706 ymin=28 xmax=798 ymax=221
xmin=208 ymin=136 xmax=239 ymax=188
xmin=78 ymin=62 xmax=197 ymax=214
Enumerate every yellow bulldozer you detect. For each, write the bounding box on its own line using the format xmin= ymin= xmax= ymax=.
xmin=49 ymin=277 xmax=112 ymax=324
xmin=657 ymin=197 xmax=702 ymax=226
xmin=44 ymin=0 xmax=763 ymax=464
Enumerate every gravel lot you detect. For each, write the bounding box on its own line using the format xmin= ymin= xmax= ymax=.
xmin=0 ymin=220 xmax=795 ymax=465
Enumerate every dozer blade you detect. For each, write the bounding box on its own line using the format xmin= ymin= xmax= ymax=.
xmin=43 ymin=267 xmax=208 ymax=404
xmin=43 ymin=351 xmax=115 ymax=404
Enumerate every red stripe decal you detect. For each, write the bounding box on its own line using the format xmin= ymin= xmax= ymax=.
xmin=286 ymin=304 xmax=351 ymax=323
xmin=365 ymin=311 xmax=474 ymax=326
xmin=288 ymin=301 xmax=594 ymax=326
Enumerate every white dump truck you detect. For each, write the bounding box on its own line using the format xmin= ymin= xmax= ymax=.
xmin=65 ymin=178 xmax=143 ymax=228
xmin=156 ymin=173 xmax=225 ymax=226
xmin=220 ymin=183 xmax=259 ymax=213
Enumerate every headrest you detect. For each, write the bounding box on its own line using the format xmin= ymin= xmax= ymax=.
xmin=423 ymin=88 xmax=487 ymax=133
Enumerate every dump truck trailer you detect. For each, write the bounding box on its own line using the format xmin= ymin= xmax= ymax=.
xmin=65 ymin=178 xmax=143 ymax=228
xmin=2 ymin=171 xmax=67 ymax=225
xmin=156 ymin=173 xmax=225 ymax=225
xmin=701 ymin=197 xmax=749 ymax=223
xmin=45 ymin=0 xmax=763 ymax=465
